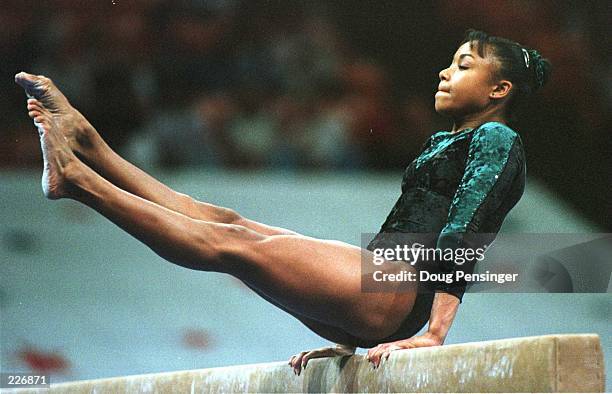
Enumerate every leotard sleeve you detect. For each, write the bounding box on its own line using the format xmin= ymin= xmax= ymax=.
xmin=433 ymin=123 xmax=525 ymax=302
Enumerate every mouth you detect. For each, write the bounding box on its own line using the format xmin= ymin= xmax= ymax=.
xmin=437 ymin=84 xmax=450 ymax=94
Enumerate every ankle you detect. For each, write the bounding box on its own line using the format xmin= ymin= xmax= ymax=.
xmin=63 ymin=159 xmax=86 ymax=188
xmin=76 ymin=120 xmax=103 ymax=156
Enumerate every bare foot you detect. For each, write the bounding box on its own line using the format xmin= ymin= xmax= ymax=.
xmin=27 ymin=100 xmax=80 ymax=199
xmin=15 ymin=72 xmax=97 ymax=158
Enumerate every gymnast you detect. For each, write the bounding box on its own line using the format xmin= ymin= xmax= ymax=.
xmin=16 ymin=29 xmax=550 ymax=374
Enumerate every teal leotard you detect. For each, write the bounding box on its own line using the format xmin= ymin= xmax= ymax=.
xmin=355 ymin=121 xmax=526 ymax=347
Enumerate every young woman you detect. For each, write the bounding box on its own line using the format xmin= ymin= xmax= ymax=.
xmin=16 ymin=29 xmax=550 ymax=374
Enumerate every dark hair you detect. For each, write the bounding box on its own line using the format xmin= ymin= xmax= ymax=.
xmin=462 ymin=29 xmax=552 ymax=120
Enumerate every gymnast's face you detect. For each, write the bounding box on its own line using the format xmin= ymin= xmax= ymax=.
xmin=435 ymin=42 xmax=501 ymax=118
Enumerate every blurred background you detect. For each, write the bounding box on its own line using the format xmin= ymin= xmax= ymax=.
xmin=1 ymin=0 xmax=610 ymax=225
xmin=1 ymin=0 xmax=610 ymax=387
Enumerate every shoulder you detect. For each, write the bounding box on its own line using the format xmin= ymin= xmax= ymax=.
xmin=427 ymin=130 xmax=448 ymax=142
xmin=474 ymin=121 xmax=519 ymax=140
xmin=431 ymin=130 xmax=448 ymax=138
xmin=470 ymin=122 xmax=521 ymax=150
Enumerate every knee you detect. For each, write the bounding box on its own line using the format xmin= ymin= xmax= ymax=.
xmin=212 ymin=223 xmax=267 ymax=261
xmin=171 ymin=220 xmax=267 ymax=273
xmin=220 ymin=223 xmax=254 ymax=239
xmin=219 ymin=207 xmax=242 ymax=224
xmin=187 ymin=195 xmax=242 ymax=224
xmin=165 ymin=222 xmax=244 ymax=269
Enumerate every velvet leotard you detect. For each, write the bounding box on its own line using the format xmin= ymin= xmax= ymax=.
xmin=352 ymin=121 xmax=526 ymax=347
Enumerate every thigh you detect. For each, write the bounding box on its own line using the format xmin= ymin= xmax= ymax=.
xmin=240 ymin=280 xmax=358 ymax=345
xmin=231 ymin=234 xmax=419 ymax=341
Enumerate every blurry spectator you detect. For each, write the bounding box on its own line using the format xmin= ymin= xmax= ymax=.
xmin=124 ymin=93 xmax=236 ymax=169
xmin=340 ymin=61 xmax=396 ymax=169
xmin=226 ymin=85 xmax=279 ymax=168
xmin=152 ymin=4 xmax=235 ymax=108
xmin=0 ymin=1 xmax=40 ymax=167
xmin=397 ymin=95 xmax=443 ymax=161
xmin=298 ymin=78 xmax=362 ymax=169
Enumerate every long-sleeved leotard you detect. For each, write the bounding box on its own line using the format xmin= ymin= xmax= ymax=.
xmin=359 ymin=121 xmax=526 ymax=347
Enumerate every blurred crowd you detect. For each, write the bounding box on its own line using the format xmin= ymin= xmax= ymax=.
xmin=1 ymin=0 xmax=610 ymax=225
xmin=1 ymin=0 xmax=447 ymax=170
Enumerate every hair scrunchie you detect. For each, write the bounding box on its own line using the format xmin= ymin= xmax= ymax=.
xmin=521 ymin=48 xmax=545 ymax=90
xmin=528 ymin=49 xmax=545 ymax=90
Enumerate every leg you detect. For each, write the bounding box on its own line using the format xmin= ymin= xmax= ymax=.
xmin=16 ymin=72 xmax=295 ymax=236
xmin=237 ymin=235 xmax=418 ymax=340
xmin=73 ymin=162 xmax=415 ymax=340
xmin=240 ymin=281 xmax=358 ymax=345
xmin=23 ymin=101 xmax=417 ymax=342
xmin=16 ymin=72 xmax=356 ymax=343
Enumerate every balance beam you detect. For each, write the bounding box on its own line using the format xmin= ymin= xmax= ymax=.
xmin=13 ymin=334 xmax=605 ymax=393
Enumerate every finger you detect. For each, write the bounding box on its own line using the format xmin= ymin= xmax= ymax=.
xmin=372 ymin=348 xmax=383 ymax=359
xmin=366 ymin=352 xmax=374 ymax=363
xmin=295 ymin=352 xmax=309 ymax=375
xmin=372 ymin=349 xmax=387 ymax=367
xmin=369 ymin=354 xmax=380 ymax=368
xmin=367 ymin=346 xmax=380 ymax=360
xmin=370 ymin=345 xmax=384 ymax=365
xmin=290 ymin=355 xmax=300 ymax=370
xmin=292 ymin=358 xmax=301 ymax=375
xmin=301 ymin=349 xmax=328 ymax=370
xmin=303 ymin=351 xmax=315 ymax=365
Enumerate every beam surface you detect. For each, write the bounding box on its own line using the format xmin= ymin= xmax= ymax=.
xmin=10 ymin=334 xmax=605 ymax=393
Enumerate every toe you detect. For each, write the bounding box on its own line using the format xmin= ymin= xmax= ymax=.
xmin=27 ymin=100 xmax=44 ymax=111
xmin=15 ymin=72 xmax=45 ymax=98
xmin=34 ymin=115 xmax=47 ymax=127
xmin=15 ymin=71 xmax=36 ymax=85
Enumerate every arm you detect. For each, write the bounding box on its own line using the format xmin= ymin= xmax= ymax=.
xmin=432 ymin=123 xmax=525 ymax=302
xmin=366 ymin=292 xmax=458 ymax=367
xmin=426 ymin=291 xmax=460 ymax=344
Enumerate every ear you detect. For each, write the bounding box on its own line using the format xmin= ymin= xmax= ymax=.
xmin=490 ymin=80 xmax=512 ymax=100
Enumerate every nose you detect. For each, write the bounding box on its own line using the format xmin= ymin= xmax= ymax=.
xmin=439 ymin=67 xmax=450 ymax=81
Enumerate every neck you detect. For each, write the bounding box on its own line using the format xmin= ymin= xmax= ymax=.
xmin=450 ymin=109 xmax=507 ymax=134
